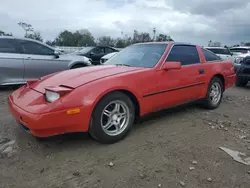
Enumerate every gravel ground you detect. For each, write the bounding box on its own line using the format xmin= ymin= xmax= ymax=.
xmin=0 ymin=86 xmax=250 ymax=188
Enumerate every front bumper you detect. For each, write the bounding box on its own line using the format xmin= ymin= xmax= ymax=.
xmin=8 ymin=95 xmax=88 ymax=137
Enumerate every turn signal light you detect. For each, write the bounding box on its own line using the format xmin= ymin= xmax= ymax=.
xmin=67 ymin=108 xmax=81 ymax=115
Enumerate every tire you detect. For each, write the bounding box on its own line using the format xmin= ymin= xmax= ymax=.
xmin=89 ymin=91 xmax=135 ymax=144
xmin=235 ymin=78 xmax=248 ymax=87
xmin=71 ymin=64 xmax=86 ymax=69
xmin=202 ymin=77 xmax=223 ymax=109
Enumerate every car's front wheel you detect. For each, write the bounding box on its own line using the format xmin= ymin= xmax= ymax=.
xmin=89 ymin=92 xmax=135 ymax=144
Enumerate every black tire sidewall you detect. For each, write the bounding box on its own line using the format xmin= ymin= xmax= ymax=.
xmin=204 ymin=77 xmax=223 ymax=109
xmin=89 ymin=92 xmax=135 ymax=144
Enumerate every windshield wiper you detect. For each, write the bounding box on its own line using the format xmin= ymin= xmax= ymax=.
xmin=115 ymin=64 xmax=130 ymax=67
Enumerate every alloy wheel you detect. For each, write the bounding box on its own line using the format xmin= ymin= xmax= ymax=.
xmin=101 ymin=100 xmax=130 ymax=136
xmin=209 ymin=82 xmax=222 ymax=105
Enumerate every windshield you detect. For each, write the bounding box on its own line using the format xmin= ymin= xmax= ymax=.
xmin=207 ymin=48 xmax=231 ymax=55
xmin=78 ymin=47 xmax=94 ymax=53
xmin=105 ymin=44 xmax=168 ymax=68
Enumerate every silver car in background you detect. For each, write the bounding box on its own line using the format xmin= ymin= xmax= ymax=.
xmin=0 ymin=36 xmax=91 ymax=86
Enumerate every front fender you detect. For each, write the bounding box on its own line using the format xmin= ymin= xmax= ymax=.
xmin=92 ymin=86 xmax=142 ymax=111
xmin=61 ymin=83 xmax=143 ymax=129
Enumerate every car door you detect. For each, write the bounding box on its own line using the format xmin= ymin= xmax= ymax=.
xmin=89 ymin=47 xmax=105 ymax=65
xmin=17 ymin=39 xmax=65 ymax=80
xmin=0 ymin=38 xmax=25 ymax=85
xmin=155 ymin=45 xmax=206 ymax=108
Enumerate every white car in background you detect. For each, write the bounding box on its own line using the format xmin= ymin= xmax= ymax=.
xmin=230 ymin=47 xmax=250 ymax=64
xmin=100 ymin=52 xmax=118 ymax=64
xmin=230 ymin=46 xmax=250 ymax=55
xmin=205 ymin=47 xmax=234 ymax=62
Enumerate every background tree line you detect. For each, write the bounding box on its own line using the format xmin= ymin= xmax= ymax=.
xmin=2 ymin=22 xmax=249 ymax=48
xmin=45 ymin=29 xmax=174 ymax=48
xmin=0 ymin=22 xmax=174 ymax=48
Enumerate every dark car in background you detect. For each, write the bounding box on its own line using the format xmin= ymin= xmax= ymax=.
xmin=234 ymin=56 xmax=250 ymax=87
xmin=75 ymin=46 xmax=119 ymax=65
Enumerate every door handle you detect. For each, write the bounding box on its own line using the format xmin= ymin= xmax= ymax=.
xmin=198 ymin=69 xmax=205 ymax=74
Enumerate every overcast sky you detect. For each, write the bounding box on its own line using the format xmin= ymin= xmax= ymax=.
xmin=0 ymin=0 xmax=250 ymax=46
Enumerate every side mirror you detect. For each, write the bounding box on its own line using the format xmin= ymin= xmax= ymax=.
xmin=54 ymin=51 xmax=60 ymax=58
xmin=89 ymin=51 xmax=95 ymax=56
xmin=162 ymin=62 xmax=181 ymax=70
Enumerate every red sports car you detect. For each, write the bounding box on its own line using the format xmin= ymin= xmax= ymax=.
xmin=8 ymin=42 xmax=236 ymax=143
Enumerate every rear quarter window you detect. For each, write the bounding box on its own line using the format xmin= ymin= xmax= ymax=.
xmin=202 ymin=48 xmax=222 ymax=62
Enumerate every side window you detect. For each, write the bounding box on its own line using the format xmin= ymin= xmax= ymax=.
xmin=202 ymin=49 xmax=221 ymax=62
xmin=105 ymin=47 xmax=115 ymax=54
xmin=92 ymin=47 xmax=105 ymax=55
xmin=18 ymin=40 xmax=54 ymax=55
xmin=0 ymin=39 xmax=19 ymax=53
xmin=166 ymin=45 xmax=200 ymax=66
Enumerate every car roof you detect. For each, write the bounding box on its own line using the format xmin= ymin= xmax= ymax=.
xmin=84 ymin=46 xmax=117 ymax=48
xmin=0 ymin=36 xmax=55 ymax=50
xmin=134 ymin=41 xmax=196 ymax=46
xmin=230 ymin=46 xmax=250 ymax=49
xmin=204 ymin=47 xmax=227 ymax=49
xmin=0 ymin=36 xmax=36 ymax=41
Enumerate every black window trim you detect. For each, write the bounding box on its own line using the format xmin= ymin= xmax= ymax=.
xmin=202 ymin=48 xmax=222 ymax=63
xmin=162 ymin=44 xmax=201 ymax=68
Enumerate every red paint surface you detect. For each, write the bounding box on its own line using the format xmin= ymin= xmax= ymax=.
xmin=8 ymin=42 xmax=236 ymax=137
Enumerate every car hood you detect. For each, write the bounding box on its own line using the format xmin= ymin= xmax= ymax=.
xmin=58 ymin=53 xmax=90 ymax=63
xmin=31 ymin=65 xmax=143 ymax=93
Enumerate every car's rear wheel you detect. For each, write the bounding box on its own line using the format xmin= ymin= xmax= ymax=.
xmin=89 ymin=92 xmax=135 ymax=144
xmin=202 ymin=77 xmax=223 ymax=109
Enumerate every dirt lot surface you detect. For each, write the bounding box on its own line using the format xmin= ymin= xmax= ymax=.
xmin=0 ymin=86 xmax=250 ymax=188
